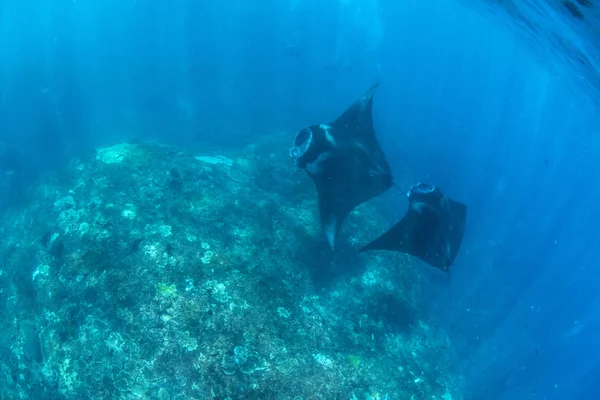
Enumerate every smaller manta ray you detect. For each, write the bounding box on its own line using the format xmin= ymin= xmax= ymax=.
xmin=289 ymin=84 xmax=393 ymax=249
xmin=360 ymin=183 xmax=467 ymax=272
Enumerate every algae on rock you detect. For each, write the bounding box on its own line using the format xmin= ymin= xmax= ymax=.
xmin=0 ymin=135 xmax=461 ymax=399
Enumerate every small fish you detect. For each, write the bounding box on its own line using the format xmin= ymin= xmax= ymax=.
xmin=563 ymin=0 xmax=584 ymax=18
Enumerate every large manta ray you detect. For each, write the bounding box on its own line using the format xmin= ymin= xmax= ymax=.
xmin=360 ymin=182 xmax=467 ymax=272
xmin=289 ymin=84 xmax=393 ymax=249
xmin=289 ymin=85 xmax=468 ymax=271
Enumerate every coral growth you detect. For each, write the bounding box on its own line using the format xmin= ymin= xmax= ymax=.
xmin=0 ymin=134 xmax=460 ymax=399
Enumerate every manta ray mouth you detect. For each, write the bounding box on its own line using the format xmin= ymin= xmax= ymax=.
xmin=408 ymin=183 xmax=445 ymax=216
xmin=410 ymin=182 xmax=436 ymax=195
xmin=408 ymin=182 xmax=443 ymax=206
xmin=289 ymin=127 xmax=314 ymax=162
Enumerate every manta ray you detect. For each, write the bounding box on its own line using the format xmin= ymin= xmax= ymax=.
xmin=289 ymin=85 xmax=467 ymax=271
xmin=289 ymin=84 xmax=393 ymax=249
xmin=360 ymin=182 xmax=467 ymax=271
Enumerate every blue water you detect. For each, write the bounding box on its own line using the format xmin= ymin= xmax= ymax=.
xmin=1 ymin=0 xmax=600 ymax=398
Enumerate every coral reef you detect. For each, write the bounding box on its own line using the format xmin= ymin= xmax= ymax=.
xmin=0 ymin=133 xmax=460 ymax=399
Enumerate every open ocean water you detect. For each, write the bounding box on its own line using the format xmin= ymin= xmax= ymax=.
xmin=1 ymin=0 xmax=599 ymax=399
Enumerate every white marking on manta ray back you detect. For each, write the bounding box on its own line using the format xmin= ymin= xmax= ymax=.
xmin=320 ymin=124 xmax=336 ymax=147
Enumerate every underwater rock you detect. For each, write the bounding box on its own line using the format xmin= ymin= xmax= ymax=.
xmin=0 ymin=135 xmax=459 ymax=399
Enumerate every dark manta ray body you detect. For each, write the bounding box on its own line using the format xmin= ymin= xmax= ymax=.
xmin=289 ymin=84 xmax=393 ymax=249
xmin=290 ymin=85 xmax=467 ymax=271
xmin=360 ymin=183 xmax=467 ymax=271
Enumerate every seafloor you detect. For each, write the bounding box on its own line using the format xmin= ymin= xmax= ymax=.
xmin=0 ymin=133 xmax=460 ymax=399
